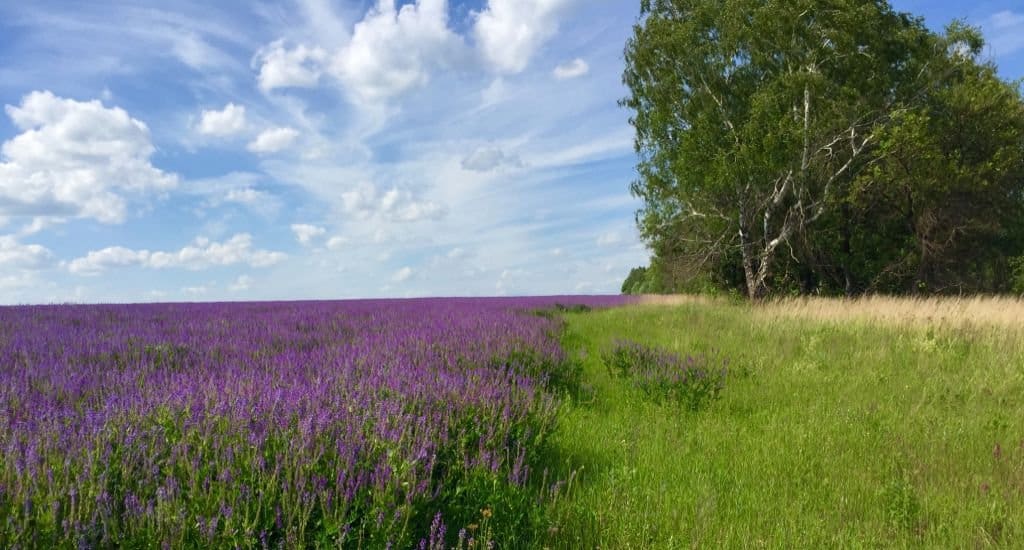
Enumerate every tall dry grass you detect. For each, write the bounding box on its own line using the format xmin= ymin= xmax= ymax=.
xmin=638 ymin=294 xmax=1024 ymax=332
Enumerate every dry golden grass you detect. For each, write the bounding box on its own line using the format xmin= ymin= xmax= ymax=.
xmin=635 ymin=294 xmax=720 ymax=307
xmin=637 ymin=294 xmax=1024 ymax=332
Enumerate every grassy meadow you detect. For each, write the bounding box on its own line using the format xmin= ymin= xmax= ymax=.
xmin=4 ymin=296 xmax=1022 ymax=547
xmin=539 ymin=298 xmax=1024 ymax=548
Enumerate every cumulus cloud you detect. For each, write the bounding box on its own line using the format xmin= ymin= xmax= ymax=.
xmin=553 ymin=58 xmax=589 ymax=79
xmin=460 ymin=147 xmax=523 ymax=172
xmin=197 ymin=103 xmax=247 ymax=136
xmin=68 ymin=234 xmax=286 ymax=274
xmin=392 ymin=266 xmax=413 ymax=282
xmin=291 ymin=223 xmax=326 ymax=245
xmin=330 ymin=0 xmax=463 ymax=104
xmin=341 ymin=183 xmax=446 ymax=222
xmin=253 ymin=1 xmax=465 ymax=105
xmin=254 ymin=40 xmax=328 ymax=92
xmin=474 ymin=0 xmax=573 ymax=74
xmin=248 ymin=127 xmax=300 ymax=154
xmin=0 ymin=235 xmax=53 ymax=269
xmin=228 ymin=275 xmax=252 ymax=292
xmin=0 ymin=91 xmax=178 ymax=225
xmin=69 ymin=246 xmax=147 ymax=273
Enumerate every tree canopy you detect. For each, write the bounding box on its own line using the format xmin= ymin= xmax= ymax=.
xmin=622 ymin=0 xmax=1024 ymax=298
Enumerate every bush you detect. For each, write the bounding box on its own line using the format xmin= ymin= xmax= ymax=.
xmin=603 ymin=340 xmax=727 ymax=410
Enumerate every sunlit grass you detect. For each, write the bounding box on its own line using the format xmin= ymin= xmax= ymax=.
xmin=546 ymin=301 xmax=1024 ymax=547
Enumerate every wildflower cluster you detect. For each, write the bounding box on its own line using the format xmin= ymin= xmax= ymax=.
xmin=604 ymin=340 xmax=727 ymax=410
xmin=0 ymin=296 xmax=625 ymax=547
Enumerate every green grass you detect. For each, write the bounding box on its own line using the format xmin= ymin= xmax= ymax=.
xmin=541 ymin=303 xmax=1024 ymax=548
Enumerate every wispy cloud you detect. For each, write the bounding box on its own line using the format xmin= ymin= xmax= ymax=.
xmin=985 ymin=10 xmax=1024 ymax=58
xmin=0 ymin=0 xmax=652 ymax=303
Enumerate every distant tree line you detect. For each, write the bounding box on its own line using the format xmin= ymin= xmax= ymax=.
xmin=620 ymin=0 xmax=1024 ymax=299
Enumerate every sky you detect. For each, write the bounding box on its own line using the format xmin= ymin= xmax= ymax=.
xmin=0 ymin=0 xmax=1022 ymax=304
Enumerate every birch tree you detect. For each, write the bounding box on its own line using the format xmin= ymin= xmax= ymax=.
xmin=623 ymin=0 xmax=946 ymax=299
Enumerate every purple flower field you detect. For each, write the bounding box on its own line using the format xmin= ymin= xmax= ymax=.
xmin=0 ymin=296 xmax=629 ymax=548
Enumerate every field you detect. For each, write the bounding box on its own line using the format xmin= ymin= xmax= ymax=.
xmin=549 ymin=298 xmax=1024 ymax=547
xmin=2 ymin=296 xmax=1023 ymax=547
xmin=0 ymin=297 xmax=623 ymax=548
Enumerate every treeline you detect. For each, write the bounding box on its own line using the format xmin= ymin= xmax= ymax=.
xmin=621 ymin=0 xmax=1024 ymax=298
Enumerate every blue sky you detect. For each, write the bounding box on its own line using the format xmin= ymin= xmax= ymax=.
xmin=0 ymin=0 xmax=1022 ymax=304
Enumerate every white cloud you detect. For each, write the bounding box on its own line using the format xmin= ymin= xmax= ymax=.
xmin=17 ymin=217 xmax=56 ymax=236
xmin=326 ymin=236 xmax=348 ymax=250
xmin=0 ymin=91 xmax=178 ymax=225
xmin=991 ymin=10 xmax=1024 ymax=29
xmin=68 ymin=234 xmax=286 ymax=274
xmin=392 ymin=266 xmax=413 ymax=282
xmin=0 ymin=235 xmax=53 ymax=269
xmin=190 ymin=172 xmax=281 ymax=218
xmin=329 ymin=0 xmax=463 ymax=104
xmin=171 ymin=31 xmax=232 ymax=71
xmin=225 ymin=187 xmax=270 ymax=205
xmin=291 ymin=223 xmax=326 ymax=245
xmin=248 ymin=127 xmax=300 ymax=153
xmin=254 ymin=40 xmax=328 ymax=92
xmin=341 ymin=183 xmax=446 ymax=222
xmin=474 ymin=0 xmax=573 ymax=74
xmin=70 ymin=246 xmax=148 ymax=273
xmin=0 ymin=272 xmax=40 ymax=293
xmin=531 ymin=130 xmax=634 ymax=169
xmin=553 ymin=58 xmax=589 ymax=79
xmin=229 ymin=275 xmax=252 ymax=292
xmin=197 ymin=103 xmax=247 ymax=137
xmin=461 ymin=147 xmax=523 ymax=172
xmin=986 ymin=11 xmax=1024 ymax=57
xmin=447 ymin=247 xmax=466 ymax=260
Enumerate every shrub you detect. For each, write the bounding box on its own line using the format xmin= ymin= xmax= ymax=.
xmin=604 ymin=340 xmax=727 ymax=410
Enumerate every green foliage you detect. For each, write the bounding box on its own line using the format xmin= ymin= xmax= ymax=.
xmin=1012 ymin=257 xmax=1024 ymax=295
xmin=624 ymin=0 xmax=1024 ymax=298
xmin=846 ymin=59 xmax=1024 ymax=294
xmin=620 ymin=266 xmax=648 ymax=294
xmin=621 ymin=259 xmax=727 ymax=295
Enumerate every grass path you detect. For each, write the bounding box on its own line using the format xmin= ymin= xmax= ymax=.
xmin=543 ymin=303 xmax=1024 ymax=548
